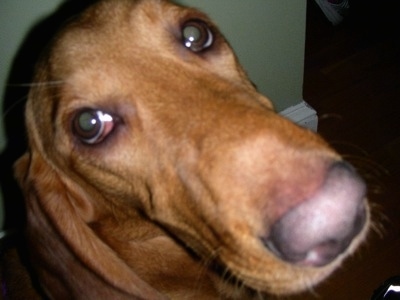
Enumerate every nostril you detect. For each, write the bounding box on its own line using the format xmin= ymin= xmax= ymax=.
xmin=262 ymin=160 xmax=367 ymax=267
xmin=301 ymin=239 xmax=349 ymax=267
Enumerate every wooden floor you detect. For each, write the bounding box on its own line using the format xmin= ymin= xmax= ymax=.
xmin=289 ymin=1 xmax=400 ymax=299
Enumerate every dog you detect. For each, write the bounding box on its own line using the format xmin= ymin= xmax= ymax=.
xmin=1 ymin=0 xmax=369 ymax=298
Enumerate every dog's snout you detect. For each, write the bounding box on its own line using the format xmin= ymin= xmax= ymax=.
xmin=263 ymin=161 xmax=367 ymax=267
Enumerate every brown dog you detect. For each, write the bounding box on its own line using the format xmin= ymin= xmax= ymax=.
xmin=3 ymin=0 xmax=369 ymax=298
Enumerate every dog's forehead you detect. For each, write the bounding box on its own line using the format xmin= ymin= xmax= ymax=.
xmin=53 ymin=0 xmax=210 ymax=68
xmin=44 ymin=0 xmax=245 ymax=103
xmin=43 ymin=0 xmax=252 ymax=107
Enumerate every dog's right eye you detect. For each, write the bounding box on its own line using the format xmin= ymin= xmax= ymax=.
xmin=72 ymin=109 xmax=115 ymax=144
xmin=182 ymin=20 xmax=213 ymax=52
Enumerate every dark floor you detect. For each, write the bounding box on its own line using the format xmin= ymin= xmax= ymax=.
xmin=290 ymin=1 xmax=400 ymax=299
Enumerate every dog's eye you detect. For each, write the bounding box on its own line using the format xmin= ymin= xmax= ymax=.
xmin=73 ymin=109 xmax=115 ymax=144
xmin=182 ymin=20 xmax=213 ymax=52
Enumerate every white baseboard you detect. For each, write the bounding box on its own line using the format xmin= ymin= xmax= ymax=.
xmin=279 ymin=100 xmax=318 ymax=132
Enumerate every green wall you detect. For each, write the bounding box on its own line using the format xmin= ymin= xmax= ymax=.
xmin=175 ymin=0 xmax=307 ymax=111
xmin=0 ymin=0 xmax=307 ymax=229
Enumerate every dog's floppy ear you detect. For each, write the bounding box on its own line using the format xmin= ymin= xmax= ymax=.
xmin=13 ymin=150 xmax=166 ymax=299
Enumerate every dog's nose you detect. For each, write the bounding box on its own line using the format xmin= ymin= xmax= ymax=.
xmin=263 ymin=161 xmax=367 ymax=267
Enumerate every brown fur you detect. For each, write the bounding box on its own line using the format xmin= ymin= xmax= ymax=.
xmin=2 ymin=0 xmax=369 ymax=299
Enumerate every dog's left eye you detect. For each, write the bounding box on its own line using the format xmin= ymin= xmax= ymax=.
xmin=72 ymin=109 xmax=115 ymax=144
xmin=182 ymin=20 xmax=213 ymax=52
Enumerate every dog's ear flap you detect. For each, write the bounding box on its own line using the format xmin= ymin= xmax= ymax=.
xmin=14 ymin=151 xmax=96 ymax=222
xmin=13 ymin=150 xmax=166 ymax=299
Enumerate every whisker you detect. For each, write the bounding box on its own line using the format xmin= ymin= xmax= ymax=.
xmin=255 ymin=289 xmax=264 ymax=300
xmin=323 ymin=140 xmax=390 ymax=200
xmin=319 ymin=113 xmax=343 ymax=122
xmin=329 ymin=140 xmax=369 ymax=155
xmin=2 ymin=81 xmax=65 ymax=119
xmin=2 ymin=95 xmax=29 ymax=119
xmin=7 ymin=80 xmax=65 ymax=88
xmin=192 ymin=247 xmax=220 ymax=295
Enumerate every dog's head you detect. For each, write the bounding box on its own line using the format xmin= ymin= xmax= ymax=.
xmin=16 ymin=0 xmax=369 ymax=297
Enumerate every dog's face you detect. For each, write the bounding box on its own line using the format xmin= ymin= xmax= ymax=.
xmin=22 ymin=0 xmax=369 ymax=296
